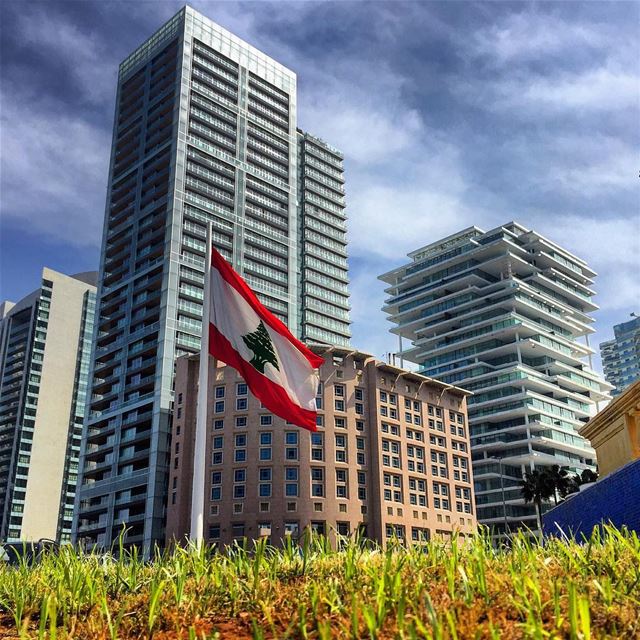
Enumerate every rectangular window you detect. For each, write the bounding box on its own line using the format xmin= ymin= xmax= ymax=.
xmin=236 ymin=383 xmax=248 ymax=396
xmin=259 ymin=447 xmax=272 ymax=461
xmin=235 ymin=450 xmax=246 ymax=462
xmin=234 ymin=469 xmax=246 ymax=483
xmin=355 ymin=388 xmax=363 ymax=401
xmin=334 ymin=385 xmax=345 ymax=397
xmin=335 ymin=399 xmax=345 ymax=411
xmin=259 ymin=468 xmax=272 ymax=481
xmin=215 ymin=386 xmax=225 ymax=398
xmin=213 ymin=419 xmax=224 ymax=430
xmin=214 ymin=400 xmax=225 ymax=413
xmin=260 ymin=433 xmax=272 ymax=445
xmin=260 ymin=415 xmax=272 ymax=426
xmin=213 ymin=436 xmax=223 ymax=449
xmin=235 ymin=434 xmax=247 ymax=447
xmin=285 ymin=432 xmax=298 ymax=445
xmin=235 ymin=416 xmax=247 ymax=428
xmin=259 ymin=483 xmax=271 ymax=497
xmin=236 ymin=398 xmax=248 ymax=411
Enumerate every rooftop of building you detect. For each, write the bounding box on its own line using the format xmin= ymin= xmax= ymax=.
xmin=580 ymin=379 xmax=640 ymax=441
xmin=0 ymin=269 xmax=97 ymax=319
xmin=379 ymin=221 xmax=596 ymax=282
xmin=180 ymin=342 xmax=472 ymax=398
xmin=120 ymin=5 xmax=297 ymax=83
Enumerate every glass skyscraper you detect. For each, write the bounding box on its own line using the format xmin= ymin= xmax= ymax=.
xmin=73 ymin=6 xmax=350 ymax=551
xmin=600 ymin=316 xmax=640 ymax=396
xmin=379 ymin=223 xmax=611 ymax=536
xmin=0 ymin=269 xmax=96 ymax=543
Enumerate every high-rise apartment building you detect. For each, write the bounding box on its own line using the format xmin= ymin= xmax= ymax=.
xmin=379 ymin=223 xmax=611 ymax=536
xmin=74 ymin=6 xmax=350 ymax=551
xmin=0 ymin=269 xmax=96 ymax=543
xmin=600 ymin=317 xmax=640 ymax=396
xmin=166 ymin=347 xmax=475 ymax=547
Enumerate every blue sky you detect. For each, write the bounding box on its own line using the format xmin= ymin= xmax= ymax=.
xmin=1 ymin=1 xmax=638 ymax=371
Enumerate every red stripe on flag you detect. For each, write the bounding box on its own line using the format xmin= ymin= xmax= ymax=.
xmin=209 ymin=323 xmax=318 ymax=432
xmin=210 ymin=248 xmax=325 ymax=370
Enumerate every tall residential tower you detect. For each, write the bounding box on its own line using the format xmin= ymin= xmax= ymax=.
xmin=0 ymin=269 xmax=96 ymax=543
xmin=379 ymin=223 xmax=611 ymax=536
xmin=73 ymin=6 xmax=350 ymax=551
xmin=600 ymin=316 xmax=640 ymax=396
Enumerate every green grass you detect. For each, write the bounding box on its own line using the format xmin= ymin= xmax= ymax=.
xmin=1 ymin=525 xmax=639 ymax=639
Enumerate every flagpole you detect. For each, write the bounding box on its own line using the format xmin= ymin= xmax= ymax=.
xmin=190 ymin=221 xmax=213 ymax=546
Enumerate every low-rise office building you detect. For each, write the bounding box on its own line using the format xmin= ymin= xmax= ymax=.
xmin=166 ymin=346 xmax=476 ymax=547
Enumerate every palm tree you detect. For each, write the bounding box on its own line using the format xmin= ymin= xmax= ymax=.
xmin=566 ymin=468 xmax=599 ymax=495
xmin=520 ymin=468 xmax=554 ymax=534
xmin=544 ymin=465 xmax=573 ymax=504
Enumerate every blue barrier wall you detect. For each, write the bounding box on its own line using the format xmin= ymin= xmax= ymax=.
xmin=543 ymin=459 xmax=640 ymax=538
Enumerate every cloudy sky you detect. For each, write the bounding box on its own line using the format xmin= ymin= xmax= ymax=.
xmin=1 ymin=0 xmax=638 ymax=371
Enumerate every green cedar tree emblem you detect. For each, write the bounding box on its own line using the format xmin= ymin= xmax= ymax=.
xmin=242 ymin=320 xmax=280 ymax=374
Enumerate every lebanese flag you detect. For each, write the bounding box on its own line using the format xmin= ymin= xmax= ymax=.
xmin=207 ymin=247 xmax=324 ymax=432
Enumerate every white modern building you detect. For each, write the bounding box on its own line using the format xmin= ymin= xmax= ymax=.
xmin=379 ymin=223 xmax=611 ymax=535
xmin=0 ymin=269 xmax=96 ymax=543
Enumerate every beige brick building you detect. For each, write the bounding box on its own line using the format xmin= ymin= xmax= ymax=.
xmin=166 ymin=346 xmax=476 ymax=547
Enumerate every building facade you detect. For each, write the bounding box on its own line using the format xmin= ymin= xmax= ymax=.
xmin=0 ymin=269 xmax=96 ymax=543
xmin=580 ymin=380 xmax=640 ymax=478
xmin=166 ymin=347 xmax=475 ymax=547
xmin=74 ymin=6 xmax=350 ymax=551
xmin=600 ymin=317 xmax=640 ymax=396
xmin=379 ymin=223 xmax=611 ymax=536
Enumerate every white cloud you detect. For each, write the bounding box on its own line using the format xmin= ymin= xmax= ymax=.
xmin=15 ymin=7 xmax=116 ymax=105
xmin=0 ymin=92 xmax=109 ymax=247
xmin=473 ymin=11 xmax=605 ymax=62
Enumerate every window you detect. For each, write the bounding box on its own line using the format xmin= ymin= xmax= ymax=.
xmin=285 ymin=432 xmax=298 ymax=445
xmin=336 ymin=450 xmax=347 ymax=462
xmin=285 ymin=447 xmax=298 ymax=460
xmin=355 ymin=403 xmax=364 ymax=415
xmin=237 ymin=383 xmax=248 ymax=396
xmin=215 ymin=386 xmax=225 ymax=398
xmin=260 ymin=468 xmax=272 ymax=481
xmin=214 ymin=400 xmax=225 ymax=413
xmin=336 ymin=469 xmax=347 ymax=482
xmin=334 ymin=385 xmax=345 ymax=397
xmin=380 ymin=391 xmax=388 ymax=402
xmin=357 ymin=471 xmax=366 ymax=484
xmin=235 ymin=416 xmax=247 ymax=428
xmin=235 ymin=450 xmax=246 ymax=462
xmin=213 ymin=419 xmax=224 ymax=430
xmin=356 ymin=420 xmax=364 ymax=431
xmin=212 ymin=452 xmax=223 ymax=464
xmin=208 ymin=525 xmax=220 ymax=539
xmin=286 ymin=483 xmax=299 ymax=497
xmin=358 ymin=487 xmax=366 ymax=500
xmin=259 ymin=483 xmax=271 ymax=497
xmin=234 ymin=469 xmax=246 ymax=483
xmin=233 ymin=485 xmax=245 ymax=498
xmin=260 ymin=433 xmax=272 ymax=445
xmin=236 ymin=398 xmax=248 ymax=411
xmin=335 ymin=399 xmax=345 ymax=411
xmin=213 ymin=436 xmax=223 ymax=449
xmin=259 ymin=447 xmax=272 ymax=461
xmin=355 ymin=388 xmax=363 ymax=401
xmin=232 ymin=523 xmax=245 ymax=537
xmin=210 ymin=486 xmax=221 ymax=500
xmin=235 ymin=434 xmax=246 ymax=447
xmin=335 ymin=417 xmax=346 ymax=429
xmin=357 ymin=452 xmax=365 ymax=465
xmin=260 ymin=415 xmax=272 ymax=426
xmin=336 ymin=485 xmax=347 ymax=498
xmin=335 ymin=434 xmax=346 ymax=448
